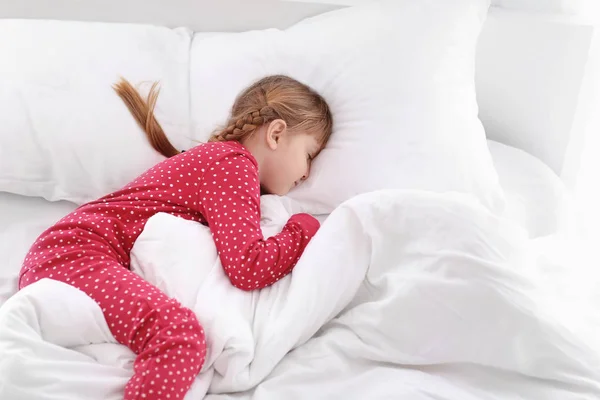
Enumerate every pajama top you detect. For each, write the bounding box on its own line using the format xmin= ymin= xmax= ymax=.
xmin=21 ymin=140 xmax=320 ymax=291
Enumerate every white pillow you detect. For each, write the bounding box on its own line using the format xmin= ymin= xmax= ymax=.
xmin=0 ymin=20 xmax=192 ymax=203
xmin=189 ymin=0 xmax=505 ymax=214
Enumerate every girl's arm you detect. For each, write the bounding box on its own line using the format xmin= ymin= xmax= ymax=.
xmin=199 ymin=153 xmax=320 ymax=291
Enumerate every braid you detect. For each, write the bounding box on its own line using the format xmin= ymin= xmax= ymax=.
xmin=207 ymin=75 xmax=332 ymax=148
xmin=209 ymin=106 xmax=278 ymax=143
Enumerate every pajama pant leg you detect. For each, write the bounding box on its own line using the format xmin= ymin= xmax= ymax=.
xmin=20 ymin=256 xmax=206 ymax=400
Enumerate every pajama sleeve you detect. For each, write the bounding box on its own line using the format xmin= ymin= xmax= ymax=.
xmin=198 ymin=152 xmax=320 ymax=291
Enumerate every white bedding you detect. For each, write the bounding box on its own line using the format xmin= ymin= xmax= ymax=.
xmin=1 ymin=189 xmax=599 ymax=399
xmin=0 ymin=192 xmax=77 ymax=306
xmin=487 ymin=140 xmax=571 ymax=237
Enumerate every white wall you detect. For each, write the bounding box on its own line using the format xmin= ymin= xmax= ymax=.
xmin=286 ymin=0 xmax=600 ymax=22
xmin=0 ymin=0 xmax=341 ymax=31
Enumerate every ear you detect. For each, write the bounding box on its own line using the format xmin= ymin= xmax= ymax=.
xmin=265 ymin=119 xmax=287 ymax=150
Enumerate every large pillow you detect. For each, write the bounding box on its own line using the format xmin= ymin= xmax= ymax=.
xmin=0 ymin=20 xmax=192 ymax=203
xmin=189 ymin=0 xmax=505 ymax=214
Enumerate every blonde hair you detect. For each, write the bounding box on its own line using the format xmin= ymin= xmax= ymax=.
xmin=113 ymin=75 xmax=333 ymax=158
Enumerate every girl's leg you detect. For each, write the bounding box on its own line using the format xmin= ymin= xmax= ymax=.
xmin=21 ymin=258 xmax=206 ymax=400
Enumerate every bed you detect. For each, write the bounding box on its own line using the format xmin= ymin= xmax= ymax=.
xmin=1 ymin=1 xmax=599 ymax=399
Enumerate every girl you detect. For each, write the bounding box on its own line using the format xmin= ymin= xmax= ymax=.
xmin=18 ymin=75 xmax=333 ymax=400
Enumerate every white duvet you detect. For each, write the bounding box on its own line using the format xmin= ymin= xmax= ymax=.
xmin=1 ymin=190 xmax=599 ymax=399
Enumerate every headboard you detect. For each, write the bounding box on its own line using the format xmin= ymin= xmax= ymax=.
xmin=2 ymin=1 xmax=596 ymax=184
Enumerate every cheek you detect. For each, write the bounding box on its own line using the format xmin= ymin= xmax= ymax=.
xmin=266 ymin=151 xmax=305 ymax=188
xmin=282 ymin=160 xmax=300 ymax=181
xmin=292 ymin=154 xmax=306 ymax=176
xmin=266 ymin=155 xmax=294 ymax=183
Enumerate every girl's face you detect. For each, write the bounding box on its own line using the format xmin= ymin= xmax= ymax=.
xmin=251 ymin=120 xmax=321 ymax=196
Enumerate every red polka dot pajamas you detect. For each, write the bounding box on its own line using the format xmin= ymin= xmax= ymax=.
xmin=18 ymin=141 xmax=320 ymax=400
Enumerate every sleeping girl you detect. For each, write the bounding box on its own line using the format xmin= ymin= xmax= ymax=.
xmin=18 ymin=74 xmax=333 ymax=400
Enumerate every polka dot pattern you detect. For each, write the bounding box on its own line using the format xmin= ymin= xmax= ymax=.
xmin=198 ymin=152 xmax=320 ymax=291
xmin=17 ymin=141 xmax=320 ymax=399
xmin=20 ymin=255 xmax=205 ymax=400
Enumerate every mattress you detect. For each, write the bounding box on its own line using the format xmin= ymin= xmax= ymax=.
xmin=0 ymin=140 xmax=570 ymax=307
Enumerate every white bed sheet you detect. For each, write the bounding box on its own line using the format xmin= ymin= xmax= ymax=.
xmin=0 ymin=193 xmax=77 ymax=306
